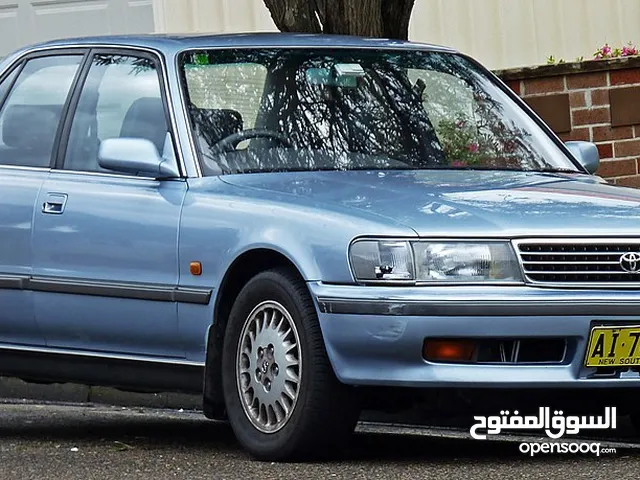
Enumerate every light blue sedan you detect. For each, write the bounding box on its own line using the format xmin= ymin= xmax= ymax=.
xmin=1 ymin=33 xmax=639 ymax=460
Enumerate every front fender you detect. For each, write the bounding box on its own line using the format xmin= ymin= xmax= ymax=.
xmin=180 ymin=177 xmax=416 ymax=289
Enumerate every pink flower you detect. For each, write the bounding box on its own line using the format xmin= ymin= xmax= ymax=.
xmin=455 ymin=119 xmax=466 ymax=128
xmin=622 ymin=43 xmax=638 ymax=56
xmin=594 ymin=43 xmax=613 ymax=59
xmin=467 ymin=143 xmax=479 ymax=153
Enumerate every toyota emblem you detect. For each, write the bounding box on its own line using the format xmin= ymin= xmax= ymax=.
xmin=620 ymin=252 xmax=640 ymax=273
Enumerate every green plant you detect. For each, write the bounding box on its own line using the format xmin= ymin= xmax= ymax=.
xmin=547 ymin=41 xmax=639 ymax=65
xmin=546 ymin=55 xmax=566 ymax=65
xmin=437 ymin=116 xmax=484 ymax=166
xmin=593 ymin=41 xmax=638 ymax=59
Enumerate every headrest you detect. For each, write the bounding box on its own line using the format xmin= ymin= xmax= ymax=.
xmin=120 ymin=97 xmax=167 ymax=154
xmin=191 ymin=107 xmax=243 ymax=145
xmin=2 ymin=104 xmax=61 ymax=154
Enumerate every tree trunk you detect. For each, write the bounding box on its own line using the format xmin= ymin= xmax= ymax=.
xmin=382 ymin=0 xmax=415 ymax=40
xmin=263 ymin=0 xmax=322 ymax=33
xmin=263 ymin=0 xmax=415 ymax=40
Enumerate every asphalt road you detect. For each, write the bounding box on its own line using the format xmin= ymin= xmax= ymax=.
xmin=0 ymin=403 xmax=639 ymax=480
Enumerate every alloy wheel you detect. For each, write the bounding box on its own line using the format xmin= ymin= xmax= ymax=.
xmin=236 ymin=300 xmax=302 ymax=433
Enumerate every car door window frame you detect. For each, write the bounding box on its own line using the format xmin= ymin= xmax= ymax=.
xmin=54 ymin=47 xmax=183 ymax=179
xmin=0 ymin=48 xmax=90 ymax=171
xmin=0 ymin=64 xmax=24 ymax=111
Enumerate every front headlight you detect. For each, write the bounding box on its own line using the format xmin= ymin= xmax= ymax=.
xmin=349 ymin=239 xmax=522 ymax=284
xmin=350 ymin=240 xmax=414 ymax=281
xmin=413 ymin=242 xmax=521 ymax=283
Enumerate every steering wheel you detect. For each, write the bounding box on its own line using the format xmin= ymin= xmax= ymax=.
xmin=210 ymin=129 xmax=292 ymax=154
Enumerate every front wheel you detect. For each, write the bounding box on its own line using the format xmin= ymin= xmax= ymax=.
xmin=221 ymin=268 xmax=359 ymax=461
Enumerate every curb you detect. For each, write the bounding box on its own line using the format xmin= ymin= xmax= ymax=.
xmin=0 ymin=377 xmax=456 ymax=426
xmin=0 ymin=377 xmax=433 ymax=424
xmin=0 ymin=377 xmax=202 ymax=410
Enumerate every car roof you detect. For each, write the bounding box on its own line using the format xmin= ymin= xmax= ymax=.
xmin=26 ymin=32 xmax=457 ymax=54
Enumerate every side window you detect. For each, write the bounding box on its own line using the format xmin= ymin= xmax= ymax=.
xmin=63 ymin=54 xmax=167 ymax=173
xmin=0 ymin=56 xmax=82 ymax=168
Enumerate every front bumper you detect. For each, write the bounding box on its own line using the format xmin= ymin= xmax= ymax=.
xmin=309 ymin=282 xmax=640 ymax=388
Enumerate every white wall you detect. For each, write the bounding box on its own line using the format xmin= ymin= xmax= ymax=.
xmin=0 ymin=0 xmax=154 ymax=56
xmin=153 ymin=0 xmax=640 ymax=70
xmin=413 ymin=0 xmax=640 ymax=69
xmin=152 ymin=0 xmax=276 ymax=36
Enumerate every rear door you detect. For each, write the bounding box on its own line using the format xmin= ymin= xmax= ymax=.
xmin=0 ymin=52 xmax=84 ymax=346
xmin=31 ymin=50 xmax=189 ymax=358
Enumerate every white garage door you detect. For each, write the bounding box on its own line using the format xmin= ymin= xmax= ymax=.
xmin=0 ymin=0 xmax=154 ymax=57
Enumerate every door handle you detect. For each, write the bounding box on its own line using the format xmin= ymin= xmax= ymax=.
xmin=42 ymin=193 xmax=68 ymax=215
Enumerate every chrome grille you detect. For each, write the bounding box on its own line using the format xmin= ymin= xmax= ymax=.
xmin=514 ymin=240 xmax=640 ymax=285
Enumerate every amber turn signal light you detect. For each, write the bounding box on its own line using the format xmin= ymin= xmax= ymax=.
xmin=189 ymin=261 xmax=202 ymax=276
xmin=423 ymin=339 xmax=476 ymax=362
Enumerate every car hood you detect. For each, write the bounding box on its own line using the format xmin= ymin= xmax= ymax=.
xmin=220 ymin=170 xmax=640 ymax=237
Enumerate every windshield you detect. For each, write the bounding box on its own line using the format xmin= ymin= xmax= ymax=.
xmin=179 ymin=49 xmax=579 ymax=176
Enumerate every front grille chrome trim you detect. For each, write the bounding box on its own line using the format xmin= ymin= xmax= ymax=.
xmin=512 ymin=238 xmax=640 ymax=288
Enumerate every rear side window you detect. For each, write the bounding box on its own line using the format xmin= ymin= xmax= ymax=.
xmin=0 ymin=55 xmax=83 ymax=168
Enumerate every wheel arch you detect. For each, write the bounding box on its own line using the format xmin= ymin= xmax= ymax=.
xmin=203 ymin=248 xmax=308 ymax=419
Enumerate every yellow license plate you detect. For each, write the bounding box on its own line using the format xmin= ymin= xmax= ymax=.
xmin=585 ymin=326 xmax=640 ymax=367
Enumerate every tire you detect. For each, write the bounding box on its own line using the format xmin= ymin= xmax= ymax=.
xmin=221 ymin=267 xmax=359 ymax=461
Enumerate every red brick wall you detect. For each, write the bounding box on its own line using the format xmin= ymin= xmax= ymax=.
xmin=497 ymin=59 xmax=640 ymax=187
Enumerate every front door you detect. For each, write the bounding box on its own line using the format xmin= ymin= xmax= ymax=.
xmin=0 ymin=54 xmax=84 ymax=346
xmin=31 ymin=51 xmax=187 ymax=358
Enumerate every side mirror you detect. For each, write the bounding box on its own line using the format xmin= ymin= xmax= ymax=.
xmin=564 ymin=141 xmax=600 ymax=174
xmin=98 ymin=136 xmax=179 ymax=178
